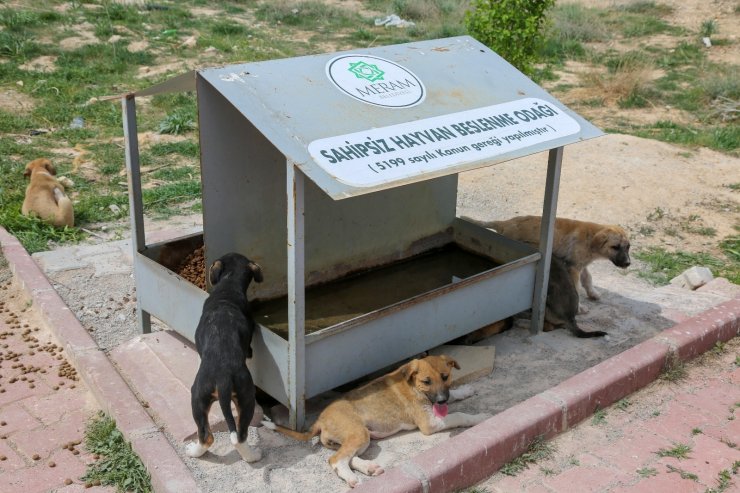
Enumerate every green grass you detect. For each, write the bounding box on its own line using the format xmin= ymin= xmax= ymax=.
xmin=661 ymin=354 xmax=688 ymax=383
xmin=82 ymin=412 xmax=151 ymax=492
xmin=616 ymin=398 xmax=632 ymax=411
xmin=666 ymin=464 xmax=698 ymax=481
xmin=499 ymin=435 xmax=554 ymax=476
xmin=655 ymin=442 xmax=692 ymax=460
xmin=592 ymin=408 xmax=607 ymax=425
xmin=635 ymin=245 xmax=740 ymax=285
xmin=637 ymin=466 xmax=658 ymax=478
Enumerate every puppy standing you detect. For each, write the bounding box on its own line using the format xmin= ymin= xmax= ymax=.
xmin=464 ymin=215 xmax=630 ymax=300
xmin=186 ymin=253 xmax=263 ymax=462
xmin=264 ymin=355 xmax=490 ymax=487
xmin=22 ymin=158 xmax=74 ymax=228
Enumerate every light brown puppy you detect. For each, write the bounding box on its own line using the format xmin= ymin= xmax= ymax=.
xmin=465 ymin=215 xmax=630 ymax=300
xmin=22 ymin=158 xmax=74 ymax=228
xmin=263 ymin=355 xmax=489 ymax=487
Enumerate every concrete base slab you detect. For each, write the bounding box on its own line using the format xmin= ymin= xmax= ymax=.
xmin=110 ymin=330 xmax=263 ymax=444
xmin=428 ymin=344 xmax=495 ymax=387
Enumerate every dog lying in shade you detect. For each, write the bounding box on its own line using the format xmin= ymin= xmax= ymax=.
xmin=263 ymin=355 xmax=490 ymax=487
xmin=22 ymin=158 xmax=74 ymax=228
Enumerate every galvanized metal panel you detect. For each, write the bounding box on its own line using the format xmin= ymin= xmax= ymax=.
xmin=197 ymin=35 xmax=603 ymax=199
xmin=303 ymin=259 xmax=536 ymax=397
xmin=198 ymin=78 xmax=459 ymax=299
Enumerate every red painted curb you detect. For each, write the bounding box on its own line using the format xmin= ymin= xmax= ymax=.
xmin=355 ymin=297 xmax=740 ymax=493
xmin=0 ymin=228 xmax=200 ymax=493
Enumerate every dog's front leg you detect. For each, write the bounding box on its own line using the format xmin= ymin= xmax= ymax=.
xmin=581 ymin=268 xmax=600 ymax=300
xmin=449 ymin=385 xmax=476 ymax=402
xmin=420 ymin=412 xmax=491 ymax=434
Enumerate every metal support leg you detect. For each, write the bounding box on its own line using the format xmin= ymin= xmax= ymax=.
xmin=530 ymin=147 xmax=563 ymax=334
xmin=122 ymin=95 xmax=151 ymax=334
xmin=287 ymin=162 xmax=306 ymax=430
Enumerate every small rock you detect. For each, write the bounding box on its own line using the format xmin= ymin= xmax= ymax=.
xmin=670 ymin=266 xmax=714 ymax=290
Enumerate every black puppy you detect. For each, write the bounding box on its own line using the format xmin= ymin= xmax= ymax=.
xmin=186 ymin=253 xmax=264 ymax=462
xmin=544 ymin=255 xmax=607 ymax=338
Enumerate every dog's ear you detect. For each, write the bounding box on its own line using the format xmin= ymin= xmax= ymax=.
xmin=399 ymin=359 xmax=419 ymax=382
xmin=44 ymin=160 xmax=57 ymax=175
xmin=23 ymin=166 xmax=32 ymax=178
xmin=209 ymin=260 xmax=224 ymax=286
xmin=591 ymin=229 xmax=610 ymax=249
xmin=248 ymin=261 xmax=263 ymax=283
xmin=442 ymin=356 xmax=460 ymax=370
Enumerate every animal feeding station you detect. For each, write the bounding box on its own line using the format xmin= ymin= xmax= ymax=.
xmin=122 ymin=36 xmax=603 ymax=429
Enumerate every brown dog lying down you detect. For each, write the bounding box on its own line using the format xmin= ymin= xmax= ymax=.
xmin=464 ymin=215 xmax=630 ymax=301
xmin=22 ymin=158 xmax=74 ymax=228
xmin=263 ymin=355 xmax=490 ymax=488
xmin=546 ymin=255 xmax=607 ymax=338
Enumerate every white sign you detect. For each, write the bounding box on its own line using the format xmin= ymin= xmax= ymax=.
xmin=326 ymin=54 xmax=426 ymax=108
xmin=308 ymin=98 xmax=581 ymax=188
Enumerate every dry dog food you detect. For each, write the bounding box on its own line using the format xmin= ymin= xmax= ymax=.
xmin=176 ymin=246 xmax=206 ymax=290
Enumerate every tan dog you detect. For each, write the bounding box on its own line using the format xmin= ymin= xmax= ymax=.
xmin=263 ymin=355 xmax=489 ymax=487
xmin=465 ymin=215 xmax=630 ymax=301
xmin=22 ymin=158 xmax=74 ymax=228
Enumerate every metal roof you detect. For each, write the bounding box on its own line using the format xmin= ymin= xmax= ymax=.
xmin=134 ymin=35 xmax=603 ymax=199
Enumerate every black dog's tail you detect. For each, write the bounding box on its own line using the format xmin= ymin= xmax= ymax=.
xmin=565 ymin=320 xmax=607 ymax=338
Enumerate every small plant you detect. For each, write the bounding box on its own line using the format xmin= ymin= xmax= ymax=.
xmin=465 ymin=0 xmax=556 ymax=75
xmin=711 ymin=341 xmax=727 ymax=355
xmin=158 ymin=108 xmax=197 ymax=135
xmin=652 ymin=410 xmax=661 ymax=417
xmin=540 ymin=466 xmax=555 ymax=476
xmin=616 ymin=398 xmax=632 ymax=411
xmin=700 ymin=19 xmax=718 ymax=38
xmin=661 ymin=354 xmax=688 ymax=382
xmin=721 ymin=437 xmax=737 ymax=448
xmin=691 ymin=427 xmax=703 ymax=435
xmin=499 ymin=435 xmax=554 ymax=476
xmin=568 ymin=456 xmax=580 ymax=466
xmin=655 ymin=442 xmax=692 ymax=460
xmin=592 ymin=408 xmax=607 ymax=425
xmin=666 ymin=464 xmax=698 ymax=481
xmin=82 ymin=412 xmax=152 ymax=492
xmin=708 ymin=468 xmax=734 ymax=493
xmin=647 ymin=207 xmax=665 ymax=221
xmin=637 ymin=466 xmax=658 ymax=478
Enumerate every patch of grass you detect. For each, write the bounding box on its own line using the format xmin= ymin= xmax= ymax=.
xmin=500 ymin=436 xmax=554 ymax=476
xmin=540 ymin=466 xmax=555 ymax=476
xmin=661 ymin=354 xmax=688 ymax=383
xmin=616 ymin=398 xmax=632 ymax=411
xmin=700 ymin=19 xmax=718 ymax=38
xmin=706 ymin=468 xmax=734 ymax=493
xmin=634 ymin=247 xmax=723 ymax=285
xmin=158 ymin=108 xmax=197 ymax=135
xmin=655 ymin=442 xmax=692 ymax=460
xmin=592 ymin=408 xmax=607 ymax=425
xmin=83 ymin=412 xmax=151 ymax=493
xmin=618 ymin=1 xmax=673 ymax=16
xmin=255 ymin=1 xmax=360 ymax=30
xmin=149 ymin=141 xmax=200 ymax=158
xmin=692 ymin=427 xmax=703 ymax=435
xmin=666 ymin=464 xmax=698 ymax=481
xmin=637 ymin=466 xmax=658 ymax=478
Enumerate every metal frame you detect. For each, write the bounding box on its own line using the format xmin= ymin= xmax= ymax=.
xmin=120 ymin=36 xmax=603 ymax=430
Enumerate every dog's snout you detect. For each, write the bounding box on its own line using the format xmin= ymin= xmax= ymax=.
xmin=435 ymin=392 xmax=449 ymax=404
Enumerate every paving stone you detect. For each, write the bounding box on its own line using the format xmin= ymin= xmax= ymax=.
xmin=0 ymin=437 xmax=28 ymax=472
xmin=541 ymin=464 xmax=626 ymax=492
xmin=0 ymin=401 xmax=42 ymax=435
xmin=0 ymin=447 xmax=87 ymax=493
xmin=32 ymin=250 xmax=88 ymax=274
xmin=13 ymin=409 xmax=90 ymax=460
xmin=21 ymin=385 xmax=96 ymax=426
xmin=611 ymin=472 xmax=705 ymax=493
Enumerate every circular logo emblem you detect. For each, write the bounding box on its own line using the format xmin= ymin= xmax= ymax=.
xmin=326 ymin=55 xmax=426 ymax=108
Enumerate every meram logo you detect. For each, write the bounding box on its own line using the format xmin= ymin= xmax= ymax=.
xmin=348 ymin=61 xmax=385 ymax=82
xmin=327 ymin=54 xmax=426 ymax=109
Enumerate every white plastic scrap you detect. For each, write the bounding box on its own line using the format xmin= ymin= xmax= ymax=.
xmin=374 ymin=14 xmax=416 ymax=28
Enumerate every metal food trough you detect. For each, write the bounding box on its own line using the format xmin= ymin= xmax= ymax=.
xmin=122 ymin=36 xmax=603 ymax=429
